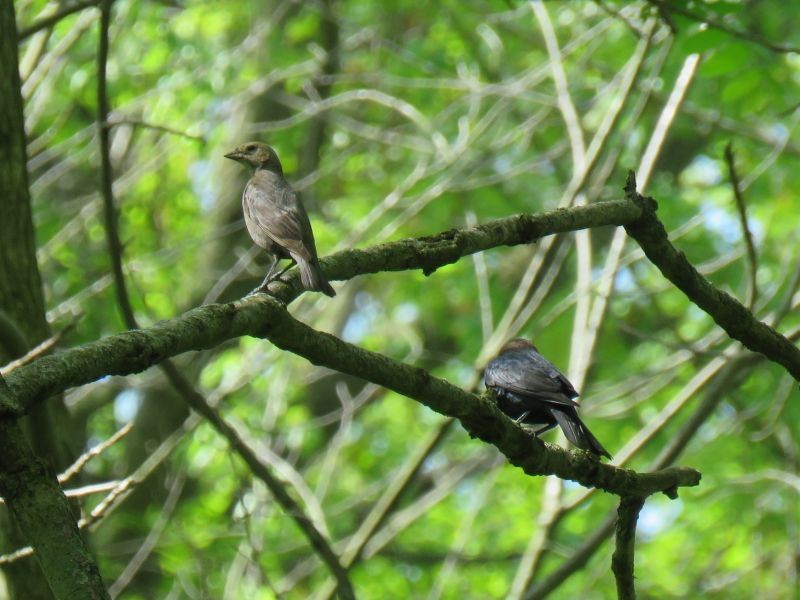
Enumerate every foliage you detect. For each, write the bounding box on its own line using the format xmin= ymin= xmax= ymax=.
xmin=8 ymin=0 xmax=800 ymax=598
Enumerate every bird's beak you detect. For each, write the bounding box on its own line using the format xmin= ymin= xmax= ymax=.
xmin=224 ymin=150 xmax=241 ymax=160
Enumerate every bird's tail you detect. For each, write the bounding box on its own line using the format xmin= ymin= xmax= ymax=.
xmin=295 ymin=256 xmax=336 ymax=297
xmin=552 ymin=409 xmax=611 ymax=459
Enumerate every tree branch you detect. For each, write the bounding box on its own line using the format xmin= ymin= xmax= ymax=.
xmin=6 ymin=289 xmax=699 ymax=498
xmin=3 ymin=199 xmax=644 ymax=411
xmin=250 ymin=296 xmax=700 ymax=497
xmin=645 ymin=0 xmax=800 ymax=54
xmin=611 ymin=495 xmax=645 ymax=600
xmin=97 ymin=0 xmax=137 ymax=331
xmin=723 ymin=143 xmax=758 ymax=309
xmin=18 ymin=0 xmax=101 ymax=41
xmin=622 ymin=172 xmax=800 ymax=382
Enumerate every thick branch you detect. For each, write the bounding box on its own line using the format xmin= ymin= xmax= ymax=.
xmin=4 ymin=200 xmax=643 ymax=410
xmin=0 ymin=420 xmax=109 ymax=600
xmin=622 ymin=172 xmax=800 ymax=382
xmin=611 ymin=496 xmax=645 ymax=600
xmin=7 ymin=292 xmax=699 ymax=497
xmin=252 ymin=297 xmax=700 ymax=497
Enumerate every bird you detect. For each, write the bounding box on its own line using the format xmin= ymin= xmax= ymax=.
xmin=224 ymin=142 xmax=335 ymax=296
xmin=484 ymin=338 xmax=611 ymax=459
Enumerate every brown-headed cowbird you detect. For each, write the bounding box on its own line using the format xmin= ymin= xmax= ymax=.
xmin=484 ymin=338 xmax=611 ymax=459
xmin=224 ymin=142 xmax=335 ymax=296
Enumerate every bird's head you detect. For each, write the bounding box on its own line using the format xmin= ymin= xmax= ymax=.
xmin=498 ymin=338 xmax=539 ymax=355
xmin=224 ymin=142 xmax=283 ymax=174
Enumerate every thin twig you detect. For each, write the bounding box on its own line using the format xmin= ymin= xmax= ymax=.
xmin=59 ymin=422 xmax=133 ymax=484
xmin=724 ymin=143 xmax=758 ymax=309
xmin=78 ymin=476 xmax=136 ymax=528
xmin=646 ymin=0 xmax=800 ymax=54
xmin=313 ymin=420 xmax=454 ymax=600
xmin=0 ymin=480 xmax=123 ymax=506
xmin=158 ymin=361 xmax=355 ymax=600
xmin=638 ymin=53 xmax=700 ymax=190
xmin=466 ymin=211 xmax=493 ymax=343
xmin=17 ymin=0 xmax=101 ymax=40
xmin=508 ymin=475 xmax=562 ymax=599
xmin=0 ymin=545 xmax=34 ymax=565
xmin=104 ymin=118 xmax=206 ymax=144
xmin=108 ymin=474 xmax=186 ymax=598
xmin=0 ymin=313 xmax=80 ymax=375
xmin=532 ymin=0 xmax=586 ymax=172
xmin=97 ymin=0 xmax=137 ymax=329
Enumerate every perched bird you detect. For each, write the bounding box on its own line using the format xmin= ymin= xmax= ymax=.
xmin=224 ymin=142 xmax=335 ymax=296
xmin=484 ymin=338 xmax=611 ymax=459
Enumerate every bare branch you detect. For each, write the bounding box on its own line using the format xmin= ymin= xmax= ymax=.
xmin=0 ymin=313 xmax=80 ymax=375
xmin=623 ymin=172 xmax=800 ymax=382
xmin=104 ymin=118 xmax=206 ymax=144
xmin=724 ymin=143 xmax=758 ymax=308
xmin=59 ymin=422 xmax=133 ymax=484
xmin=17 ymin=0 xmax=100 ymax=40
xmin=645 ymin=0 xmax=800 ymax=54
xmin=97 ymin=0 xmax=137 ymax=331
xmin=313 ymin=420 xmax=455 ymax=600
xmin=108 ymin=475 xmax=185 ymax=598
xmin=157 ymin=361 xmax=355 ymax=600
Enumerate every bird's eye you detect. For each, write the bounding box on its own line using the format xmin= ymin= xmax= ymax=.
xmin=245 ymin=145 xmax=256 ymax=153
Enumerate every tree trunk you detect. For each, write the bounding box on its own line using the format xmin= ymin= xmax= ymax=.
xmin=0 ymin=2 xmax=107 ymax=598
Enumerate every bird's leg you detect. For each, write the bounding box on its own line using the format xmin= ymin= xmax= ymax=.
xmin=264 ymin=255 xmax=280 ymax=281
xmin=253 ymin=258 xmax=299 ymax=294
xmin=531 ymin=423 xmax=556 ymax=437
xmin=273 ymin=260 xmax=296 ymax=280
xmin=514 ymin=411 xmax=530 ymax=424
xmin=252 ymin=256 xmax=280 ymax=293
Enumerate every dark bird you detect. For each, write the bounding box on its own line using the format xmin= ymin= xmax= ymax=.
xmin=224 ymin=142 xmax=335 ymax=296
xmin=484 ymin=338 xmax=611 ymax=459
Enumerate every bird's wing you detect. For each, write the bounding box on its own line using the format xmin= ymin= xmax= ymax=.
xmin=485 ymin=351 xmax=579 ymax=408
xmin=244 ymin=175 xmax=318 ymax=260
xmin=529 ymin=351 xmax=579 ymax=399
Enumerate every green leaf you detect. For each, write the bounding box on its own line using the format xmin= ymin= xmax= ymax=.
xmin=721 ymin=70 xmax=762 ymax=102
xmin=701 ymin=43 xmax=755 ymax=77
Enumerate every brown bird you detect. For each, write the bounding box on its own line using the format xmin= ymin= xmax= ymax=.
xmin=224 ymin=142 xmax=335 ymax=296
xmin=484 ymin=338 xmax=611 ymax=459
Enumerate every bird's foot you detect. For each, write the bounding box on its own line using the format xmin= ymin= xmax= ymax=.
xmin=514 ymin=411 xmax=530 ymax=425
xmin=251 ymin=273 xmax=286 ymax=295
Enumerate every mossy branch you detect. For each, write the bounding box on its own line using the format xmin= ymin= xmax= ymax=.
xmin=3 ymin=200 xmax=643 ymax=411
xmin=253 ymin=296 xmax=700 ymax=498
xmin=611 ymin=495 xmax=646 ymax=600
xmin=622 ymin=171 xmax=800 ymax=382
xmin=10 ymin=292 xmax=700 ymax=498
